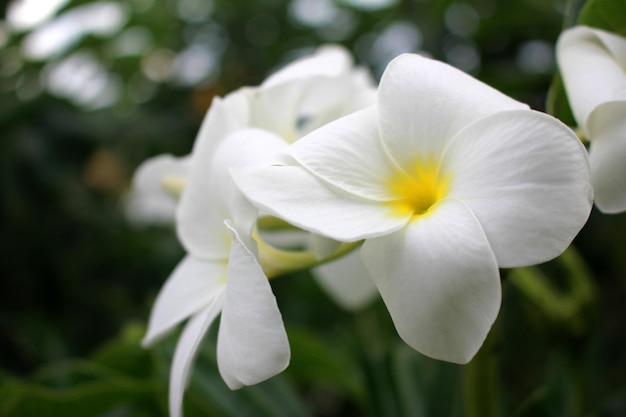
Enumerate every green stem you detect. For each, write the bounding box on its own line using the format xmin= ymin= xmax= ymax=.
xmin=507 ymin=245 xmax=595 ymax=335
xmin=463 ymin=326 xmax=500 ymax=417
xmin=255 ymin=229 xmax=362 ymax=278
xmin=256 ymin=216 xmax=295 ymax=231
xmin=574 ymin=127 xmax=588 ymax=145
xmin=562 ymin=0 xmax=588 ymax=29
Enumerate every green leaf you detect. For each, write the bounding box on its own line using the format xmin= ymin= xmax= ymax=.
xmin=578 ymin=0 xmax=626 ymax=37
xmin=0 ymin=323 xmax=166 ymax=417
xmin=0 ymin=360 xmax=163 ymax=417
xmin=546 ymin=73 xmax=577 ymax=127
xmin=511 ymin=352 xmax=582 ymax=417
xmin=285 ymin=325 xmax=365 ymax=400
xmin=150 ymin=323 xmax=314 ymax=417
xmin=390 ymin=345 xmax=427 ymax=417
xmin=91 ymin=322 xmax=154 ymax=378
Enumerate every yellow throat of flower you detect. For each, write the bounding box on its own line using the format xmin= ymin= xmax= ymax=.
xmin=386 ymin=157 xmax=450 ymax=218
xmin=161 ymin=175 xmax=187 ymax=199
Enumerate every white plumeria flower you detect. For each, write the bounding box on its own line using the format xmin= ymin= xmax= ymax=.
xmin=137 ymin=45 xmax=378 ymax=319
xmin=232 ymin=54 xmax=593 ymax=363
xmin=557 ymin=25 xmax=626 ymax=213
xmin=143 ymin=124 xmax=291 ymax=417
xmin=141 ymin=45 xmax=379 ymax=417
xmin=124 ymin=154 xmax=189 ymax=225
xmin=126 ymin=44 xmax=375 ymax=226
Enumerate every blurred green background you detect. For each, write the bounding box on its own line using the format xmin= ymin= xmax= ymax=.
xmin=1 ymin=0 xmax=625 ymax=416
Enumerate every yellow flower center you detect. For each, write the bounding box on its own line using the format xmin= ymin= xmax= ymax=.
xmin=161 ymin=175 xmax=187 ymax=198
xmin=386 ymin=157 xmax=450 ymax=218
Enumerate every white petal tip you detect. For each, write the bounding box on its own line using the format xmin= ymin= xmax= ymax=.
xmin=409 ymin=339 xmax=480 ymax=365
xmin=140 ymin=337 xmax=153 ymax=349
xmin=220 ymin=349 xmax=291 ymax=390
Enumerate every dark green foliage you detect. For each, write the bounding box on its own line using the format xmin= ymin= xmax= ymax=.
xmin=2 ymin=0 xmax=626 ymax=416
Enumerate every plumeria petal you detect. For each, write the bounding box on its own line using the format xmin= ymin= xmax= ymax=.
xmin=290 ymin=106 xmax=399 ymax=201
xmin=232 ymin=165 xmax=410 ymax=242
xmin=261 ymin=45 xmax=353 ymax=88
xmin=246 ymin=81 xmax=312 ymax=143
xmin=594 ymin=28 xmax=626 ymax=63
xmin=209 ymin=129 xmax=289 ymax=241
xmin=179 ymin=119 xmax=288 ymax=261
xmin=169 ymin=295 xmax=224 ymax=417
xmin=125 ymin=154 xmax=189 ymax=225
xmin=177 ymin=95 xmax=249 ymax=260
xmin=377 ymin=54 xmax=528 ymax=171
xmin=248 ymin=46 xmax=374 ymax=143
xmin=557 ymin=26 xmax=626 ymax=135
xmin=441 ymin=110 xmax=592 ymax=268
xmin=217 ymin=222 xmax=290 ymax=389
xmin=296 ymin=70 xmax=377 ymax=137
xmin=313 ymin=249 xmax=378 ymax=310
xmin=142 ymin=255 xmax=226 ymax=347
xmin=587 ymin=101 xmax=626 ymax=212
xmin=557 ymin=26 xmax=626 ymax=214
xmin=361 ymin=199 xmax=501 ymax=364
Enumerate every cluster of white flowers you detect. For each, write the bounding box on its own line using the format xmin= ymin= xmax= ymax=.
xmin=133 ymin=46 xmax=380 ymax=417
xmin=557 ymin=26 xmax=626 ymax=213
xmin=127 ymin=24 xmax=626 ymax=415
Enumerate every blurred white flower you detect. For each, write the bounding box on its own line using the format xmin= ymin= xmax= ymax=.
xmin=125 ymin=154 xmax=189 ymax=225
xmin=233 ymin=54 xmax=593 ymax=363
xmin=557 ymin=25 xmax=626 ymax=213
xmin=130 ymin=44 xmax=378 ymax=307
xmin=130 ymin=45 xmax=378 ymax=309
xmin=139 ymin=45 xmax=379 ymax=417
xmin=143 ymin=125 xmax=290 ymax=417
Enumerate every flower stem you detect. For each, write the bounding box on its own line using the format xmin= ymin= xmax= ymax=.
xmin=574 ymin=127 xmax=588 ymax=145
xmin=463 ymin=326 xmax=500 ymax=417
xmin=562 ymin=0 xmax=587 ymax=29
xmin=255 ymin=229 xmax=362 ymax=278
xmin=507 ymin=245 xmax=595 ymax=335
